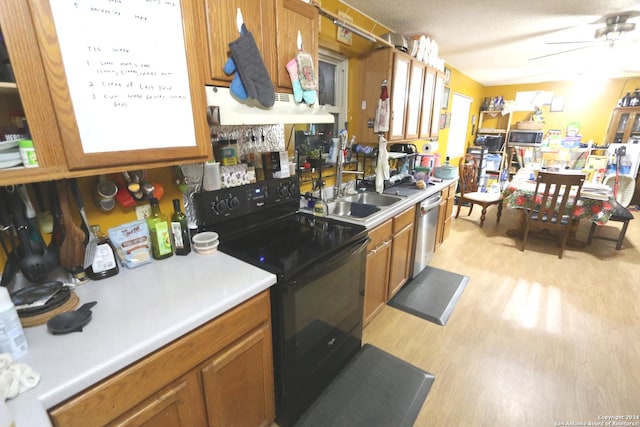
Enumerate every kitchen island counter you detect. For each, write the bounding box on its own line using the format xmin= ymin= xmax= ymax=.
xmin=6 ymin=252 xmax=277 ymax=426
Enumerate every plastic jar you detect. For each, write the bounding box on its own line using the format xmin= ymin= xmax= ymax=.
xmin=0 ymin=287 xmax=28 ymax=359
xmin=18 ymin=139 xmax=38 ymax=168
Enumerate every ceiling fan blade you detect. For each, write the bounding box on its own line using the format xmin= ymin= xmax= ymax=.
xmin=545 ymin=40 xmax=599 ymax=45
xmin=528 ymin=45 xmax=592 ymax=61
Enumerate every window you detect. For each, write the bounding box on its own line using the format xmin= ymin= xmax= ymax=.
xmin=295 ymin=49 xmax=348 ymax=158
xmin=318 ymin=49 xmax=348 ymax=132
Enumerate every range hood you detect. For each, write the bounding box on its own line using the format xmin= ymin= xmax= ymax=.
xmin=205 ymin=86 xmax=335 ymax=125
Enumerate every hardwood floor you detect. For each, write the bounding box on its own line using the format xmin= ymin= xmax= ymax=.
xmin=364 ymin=205 xmax=640 ymax=426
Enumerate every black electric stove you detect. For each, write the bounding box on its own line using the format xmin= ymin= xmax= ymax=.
xmin=195 ymin=178 xmax=368 ymax=427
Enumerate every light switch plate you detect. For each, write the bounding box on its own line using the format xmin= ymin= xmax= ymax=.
xmin=135 ymin=204 xmax=151 ymax=220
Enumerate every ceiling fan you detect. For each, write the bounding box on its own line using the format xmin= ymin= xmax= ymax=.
xmin=529 ymin=11 xmax=640 ymax=61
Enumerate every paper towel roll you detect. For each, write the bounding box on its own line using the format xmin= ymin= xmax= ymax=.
xmin=421 ymin=141 xmax=439 ymax=153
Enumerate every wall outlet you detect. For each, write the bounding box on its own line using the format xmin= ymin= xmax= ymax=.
xmin=135 ymin=204 xmax=151 ymax=220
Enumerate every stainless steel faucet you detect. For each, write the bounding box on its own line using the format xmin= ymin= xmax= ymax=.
xmin=333 ymin=133 xmax=363 ymax=200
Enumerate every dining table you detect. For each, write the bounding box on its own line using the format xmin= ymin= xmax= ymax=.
xmin=502 ymin=170 xmax=616 ymax=247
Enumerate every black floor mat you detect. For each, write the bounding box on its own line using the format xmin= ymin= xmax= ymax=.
xmin=388 ymin=266 xmax=470 ymax=326
xmin=295 ymin=344 xmax=434 ymax=427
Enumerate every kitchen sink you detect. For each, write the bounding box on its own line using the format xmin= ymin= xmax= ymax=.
xmin=328 ymin=201 xmax=380 ymax=218
xmin=342 ymin=192 xmax=402 ymax=206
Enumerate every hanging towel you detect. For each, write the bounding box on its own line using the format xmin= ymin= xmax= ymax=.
xmin=374 ymin=81 xmax=389 ymax=133
xmin=376 ymin=135 xmax=390 ymax=194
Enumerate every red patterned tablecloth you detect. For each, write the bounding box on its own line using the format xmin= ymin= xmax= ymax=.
xmin=503 ymin=179 xmax=615 ymax=224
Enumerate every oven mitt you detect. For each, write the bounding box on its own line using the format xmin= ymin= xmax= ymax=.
xmin=286 ymin=57 xmax=316 ymax=104
xmin=285 ymin=58 xmax=303 ymax=103
xmin=223 ymin=58 xmax=248 ymax=100
xmin=228 ymin=23 xmax=275 ymax=108
xmin=296 ymin=50 xmax=317 ymax=90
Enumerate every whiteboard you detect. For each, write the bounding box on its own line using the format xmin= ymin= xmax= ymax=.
xmin=49 ymin=0 xmax=196 ymax=153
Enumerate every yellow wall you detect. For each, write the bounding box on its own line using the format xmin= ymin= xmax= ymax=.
xmin=437 ymin=66 xmax=485 ymax=164
xmin=480 ymin=77 xmax=640 ymax=143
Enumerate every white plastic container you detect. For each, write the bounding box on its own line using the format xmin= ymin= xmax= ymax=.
xmin=0 ymin=287 xmax=28 ymax=359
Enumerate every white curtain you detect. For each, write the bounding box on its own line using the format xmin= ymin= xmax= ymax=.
xmin=446 ymin=93 xmax=472 ymax=159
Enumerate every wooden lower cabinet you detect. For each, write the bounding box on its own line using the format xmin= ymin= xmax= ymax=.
xmin=49 ymin=290 xmax=275 ymax=427
xmin=363 ymin=205 xmax=417 ymax=326
xmin=387 ymin=205 xmax=416 ymax=300
xmin=200 ymin=324 xmax=274 ymax=427
xmin=435 ymin=182 xmax=457 ymax=250
xmin=110 ymin=370 xmax=206 ymax=427
xmin=363 ymin=218 xmax=392 ymax=326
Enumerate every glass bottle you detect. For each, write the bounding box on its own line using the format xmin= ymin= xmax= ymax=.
xmin=147 ymin=197 xmax=173 ymax=260
xmin=171 ymin=198 xmax=191 ymax=256
xmin=88 ymin=225 xmax=119 ymax=280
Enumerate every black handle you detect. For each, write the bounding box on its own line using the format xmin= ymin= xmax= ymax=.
xmin=68 ymin=178 xmax=84 ymax=210
xmin=6 ymin=187 xmax=28 ymax=229
xmin=77 ymin=301 xmax=97 ymax=312
xmin=0 ymin=188 xmax=12 ymax=227
xmin=32 ymin=182 xmax=48 ymax=213
xmin=49 ymin=181 xmax=65 ymax=248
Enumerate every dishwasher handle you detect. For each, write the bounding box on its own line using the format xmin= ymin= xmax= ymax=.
xmin=418 ymin=195 xmax=442 ymax=216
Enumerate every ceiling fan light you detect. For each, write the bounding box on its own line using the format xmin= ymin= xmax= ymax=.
xmin=595 ymin=22 xmax=636 ymax=40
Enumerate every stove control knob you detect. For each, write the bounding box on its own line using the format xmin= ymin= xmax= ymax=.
xmin=228 ymin=196 xmax=240 ymax=210
xmin=288 ymin=183 xmax=298 ymax=198
xmin=216 ymin=199 xmax=228 ymax=214
xmin=277 ymin=185 xmax=288 ymax=197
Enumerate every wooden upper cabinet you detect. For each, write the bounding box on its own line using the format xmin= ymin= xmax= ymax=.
xmin=24 ymin=0 xmax=209 ymax=171
xmin=274 ymin=0 xmax=319 ymax=91
xmin=0 ymin=0 xmax=68 ymax=186
xmin=605 ymin=107 xmax=640 ymax=144
xmin=201 ymin=0 xmax=276 ymax=86
xmin=356 ymin=48 xmax=442 ymax=144
xmin=389 ymin=54 xmax=410 ymax=141
xmin=430 ymin=72 xmax=445 ymax=139
xmin=404 ymin=60 xmax=425 ymax=140
xmin=418 ymin=68 xmax=436 ymax=139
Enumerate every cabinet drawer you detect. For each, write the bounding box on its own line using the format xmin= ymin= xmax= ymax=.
xmin=393 ymin=206 xmax=416 ymax=233
xmin=368 ymin=219 xmax=393 ymax=250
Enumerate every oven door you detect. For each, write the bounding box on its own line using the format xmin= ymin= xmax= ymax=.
xmin=271 ymin=237 xmax=368 ymax=427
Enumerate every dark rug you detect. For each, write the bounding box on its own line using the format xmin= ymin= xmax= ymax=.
xmin=296 ymin=344 xmax=434 ymax=427
xmin=388 ymin=266 xmax=470 ymax=326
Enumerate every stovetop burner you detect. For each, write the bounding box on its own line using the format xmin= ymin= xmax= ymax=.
xmin=195 ymin=178 xmax=367 ymax=278
xmin=219 ymin=211 xmax=366 ymax=278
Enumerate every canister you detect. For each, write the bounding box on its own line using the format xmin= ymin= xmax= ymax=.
xmin=219 ymin=140 xmax=238 ymax=166
xmin=18 ymin=139 xmax=38 ymax=168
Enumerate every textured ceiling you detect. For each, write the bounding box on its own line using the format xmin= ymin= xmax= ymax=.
xmin=341 ymin=0 xmax=640 ymax=86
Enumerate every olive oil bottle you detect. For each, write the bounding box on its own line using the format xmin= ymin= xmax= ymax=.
xmin=147 ymin=197 xmax=173 ymax=260
xmin=170 ymin=198 xmax=191 ymax=256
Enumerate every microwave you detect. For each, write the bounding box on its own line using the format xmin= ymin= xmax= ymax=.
xmin=508 ymin=130 xmax=543 ymax=146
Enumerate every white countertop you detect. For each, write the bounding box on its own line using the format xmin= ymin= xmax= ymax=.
xmin=6 ymin=252 xmax=277 ymax=426
xmin=5 ymin=180 xmax=457 ymax=426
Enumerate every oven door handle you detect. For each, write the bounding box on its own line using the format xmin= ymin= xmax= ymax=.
xmin=287 ymin=237 xmax=369 ymax=287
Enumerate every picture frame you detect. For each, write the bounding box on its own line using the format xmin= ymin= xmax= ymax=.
xmin=336 ymin=12 xmax=353 ymax=46
xmin=439 ymin=113 xmax=446 ymax=129
xmin=550 ymin=96 xmax=565 ymax=112
xmin=442 ymin=86 xmax=450 ymax=110
xmin=444 ymin=67 xmax=451 ymax=85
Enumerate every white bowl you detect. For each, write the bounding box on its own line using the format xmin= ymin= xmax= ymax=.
xmin=194 ymin=239 xmax=219 ymax=255
xmin=192 ymin=231 xmax=219 ymax=246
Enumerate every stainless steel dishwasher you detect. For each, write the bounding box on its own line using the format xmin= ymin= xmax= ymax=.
xmin=412 ymin=193 xmax=442 ymax=277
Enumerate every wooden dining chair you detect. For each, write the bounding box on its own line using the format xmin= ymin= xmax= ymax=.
xmin=455 ymin=154 xmax=503 ymax=227
xmin=521 ymin=171 xmax=585 ymax=259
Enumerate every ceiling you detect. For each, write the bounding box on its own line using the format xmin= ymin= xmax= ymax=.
xmin=341 ymin=0 xmax=640 ymax=86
